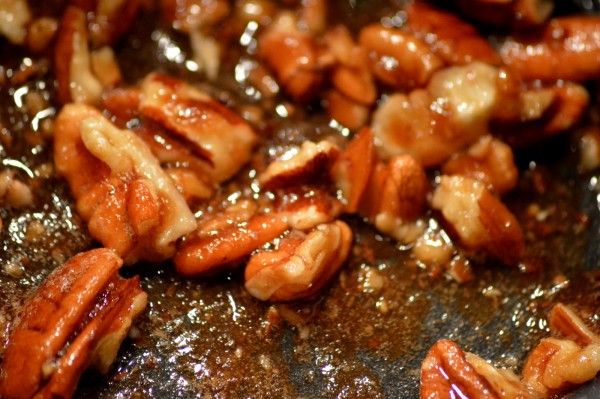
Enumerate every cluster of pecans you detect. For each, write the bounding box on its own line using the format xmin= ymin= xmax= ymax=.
xmin=0 ymin=0 xmax=600 ymax=398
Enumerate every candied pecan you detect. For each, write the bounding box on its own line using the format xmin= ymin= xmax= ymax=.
xmin=404 ymin=2 xmax=501 ymax=66
xmin=412 ymin=222 xmax=456 ymax=275
xmin=55 ymin=6 xmax=103 ymax=105
xmin=245 ymin=220 xmax=352 ymax=301
xmin=71 ymin=0 xmax=142 ymax=46
xmin=357 ymin=155 xmax=429 ymax=243
xmin=298 ymin=0 xmax=327 ymax=35
xmin=549 ymin=303 xmax=600 ymax=346
xmin=101 ymin=86 xmax=217 ymax=204
xmin=324 ymin=25 xmax=377 ymax=105
xmin=90 ymin=46 xmax=122 ymax=88
xmin=430 ymin=175 xmax=525 ymax=266
xmin=54 ymin=103 xmax=197 ymax=264
xmin=464 ymin=352 xmax=533 ymax=398
xmin=420 ymin=339 xmax=499 ymax=399
xmin=371 ymin=62 xmax=499 ymax=166
xmin=0 ymin=0 xmax=31 ymax=45
xmin=442 ymin=135 xmax=519 ymax=196
xmin=358 ymin=24 xmax=443 ymax=90
xmin=174 ymin=212 xmax=290 ymax=276
xmin=139 ymin=73 xmax=258 ymax=182
xmin=500 ymin=16 xmax=600 ymax=82
xmin=258 ymin=140 xmax=340 ymax=191
xmin=277 ymin=189 xmax=344 ymax=231
xmin=0 ymin=249 xmax=147 ymax=399
xmin=257 ymin=11 xmax=324 ymax=103
xmin=331 ymin=127 xmax=377 ymax=213
xmin=323 ymin=89 xmax=370 ymax=130
xmin=493 ymin=82 xmax=589 ymax=147
xmin=422 ymin=305 xmax=600 ymax=399
xmin=523 ymin=338 xmax=600 ymax=396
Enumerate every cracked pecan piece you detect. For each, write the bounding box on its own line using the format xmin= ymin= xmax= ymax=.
xmin=0 ymin=248 xmax=147 ymax=399
xmin=431 ymin=175 xmax=525 ymax=266
xmin=420 ymin=339 xmax=498 ymax=399
xmin=54 ymin=103 xmax=197 ymax=264
xmin=245 ymin=220 xmax=352 ymax=302
xmin=258 ymin=140 xmax=340 ymax=191
xmin=139 ymin=73 xmax=258 ymax=183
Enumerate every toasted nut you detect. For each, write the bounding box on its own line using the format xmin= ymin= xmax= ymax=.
xmin=404 ymin=2 xmax=501 ymax=66
xmin=0 ymin=249 xmax=147 ymax=399
xmin=54 ymin=104 xmax=197 ymax=264
xmin=323 ymin=89 xmax=370 ymax=131
xmin=549 ymin=303 xmax=600 ymax=346
xmin=420 ymin=340 xmax=498 ymax=399
xmin=442 ymin=135 xmax=519 ymax=196
xmin=278 ymin=189 xmax=344 ymax=231
xmin=259 ymin=140 xmax=339 ymax=191
xmin=174 ymin=212 xmax=290 ymax=276
xmin=139 ymin=73 xmax=258 ymax=182
xmin=55 ymin=6 xmax=103 ymax=104
xmin=245 ymin=220 xmax=352 ymax=301
xmin=371 ymin=63 xmax=499 ymax=166
xmin=358 ymin=24 xmax=443 ymax=90
xmin=325 ymin=26 xmax=376 ymax=105
xmin=431 ymin=175 xmax=525 ymax=266
xmin=464 ymin=352 xmax=533 ymax=398
xmin=331 ymin=127 xmax=377 ymax=213
xmin=493 ymin=82 xmax=589 ymax=148
xmin=90 ymin=46 xmax=122 ymax=88
xmin=257 ymin=11 xmax=323 ymax=103
xmin=500 ymin=16 xmax=600 ymax=82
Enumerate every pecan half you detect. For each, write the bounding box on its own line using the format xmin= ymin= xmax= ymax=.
xmin=0 ymin=249 xmax=147 ymax=399
xmin=55 ymin=6 xmax=103 ymax=105
xmin=331 ymin=127 xmax=377 ymax=213
xmin=500 ymin=16 xmax=600 ymax=82
xmin=549 ymin=303 xmax=600 ymax=347
xmin=54 ymin=103 xmax=197 ymax=264
xmin=371 ymin=62 xmax=499 ymax=166
xmin=174 ymin=210 xmax=290 ymax=276
xmin=245 ymin=220 xmax=352 ymax=302
xmin=430 ymin=175 xmax=525 ymax=266
xmin=257 ymin=11 xmax=324 ymax=103
xmin=361 ymin=155 xmax=430 ymax=243
xmin=420 ymin=339 xmax=498 ymax=399
xmin=464 ymin=352 xmax=533 ymax=399
xmin=442 ymin=135 xmax=519 ymax=196
xmin=358 ymin=24 xmax=443 ymax=90
xmin=404 ymin=2 xmax=501 ymax=66
xmin=258 ymin=140 xmax=340 ymax=191
xmin=139 ymin=73 xmax=258 ymax=183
